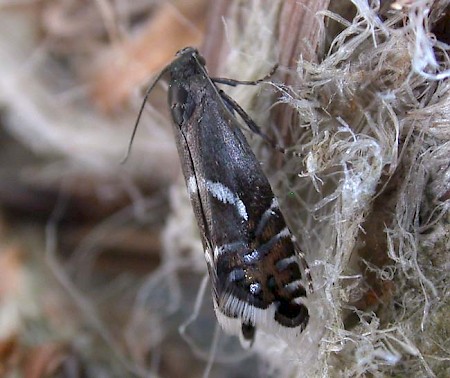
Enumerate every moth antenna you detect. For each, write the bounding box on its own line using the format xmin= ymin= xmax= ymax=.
xmin=211 ymin=64 xmax=278 ymax=87
xmin=121 ymin=65 xmax=171 ymax=164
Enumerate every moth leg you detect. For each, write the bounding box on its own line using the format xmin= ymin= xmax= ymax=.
xmin=218 ymin=89 xmax=285 ymax=153
xmin=211 ymin=64 xmax=278 ymax=87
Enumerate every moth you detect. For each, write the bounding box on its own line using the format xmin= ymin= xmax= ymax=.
xmin=128 ymin=47 xmax=311 ymax=347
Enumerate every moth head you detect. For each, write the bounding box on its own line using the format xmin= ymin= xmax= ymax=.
xmin=175 ymin=46 xmax=206 ymax=67
xmin=175 ymin=46 xmax=197 ymax=57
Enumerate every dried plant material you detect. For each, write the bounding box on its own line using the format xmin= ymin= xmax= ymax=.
xmin=278 ymin=0 xmax=331 ymax=66
xmin=391 ymin=0 xmax=417 ymax=10
xmin=92 ymin=0 xmax=207 ymax=112
xmin=276 ymin=0 xmax=332 ymax=153
xmin=270 ymin=0 xmax=448 ymax=376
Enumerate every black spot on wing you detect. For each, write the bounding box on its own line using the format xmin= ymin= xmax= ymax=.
xmin=275 ymin=301 xmax=309 ymax=329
